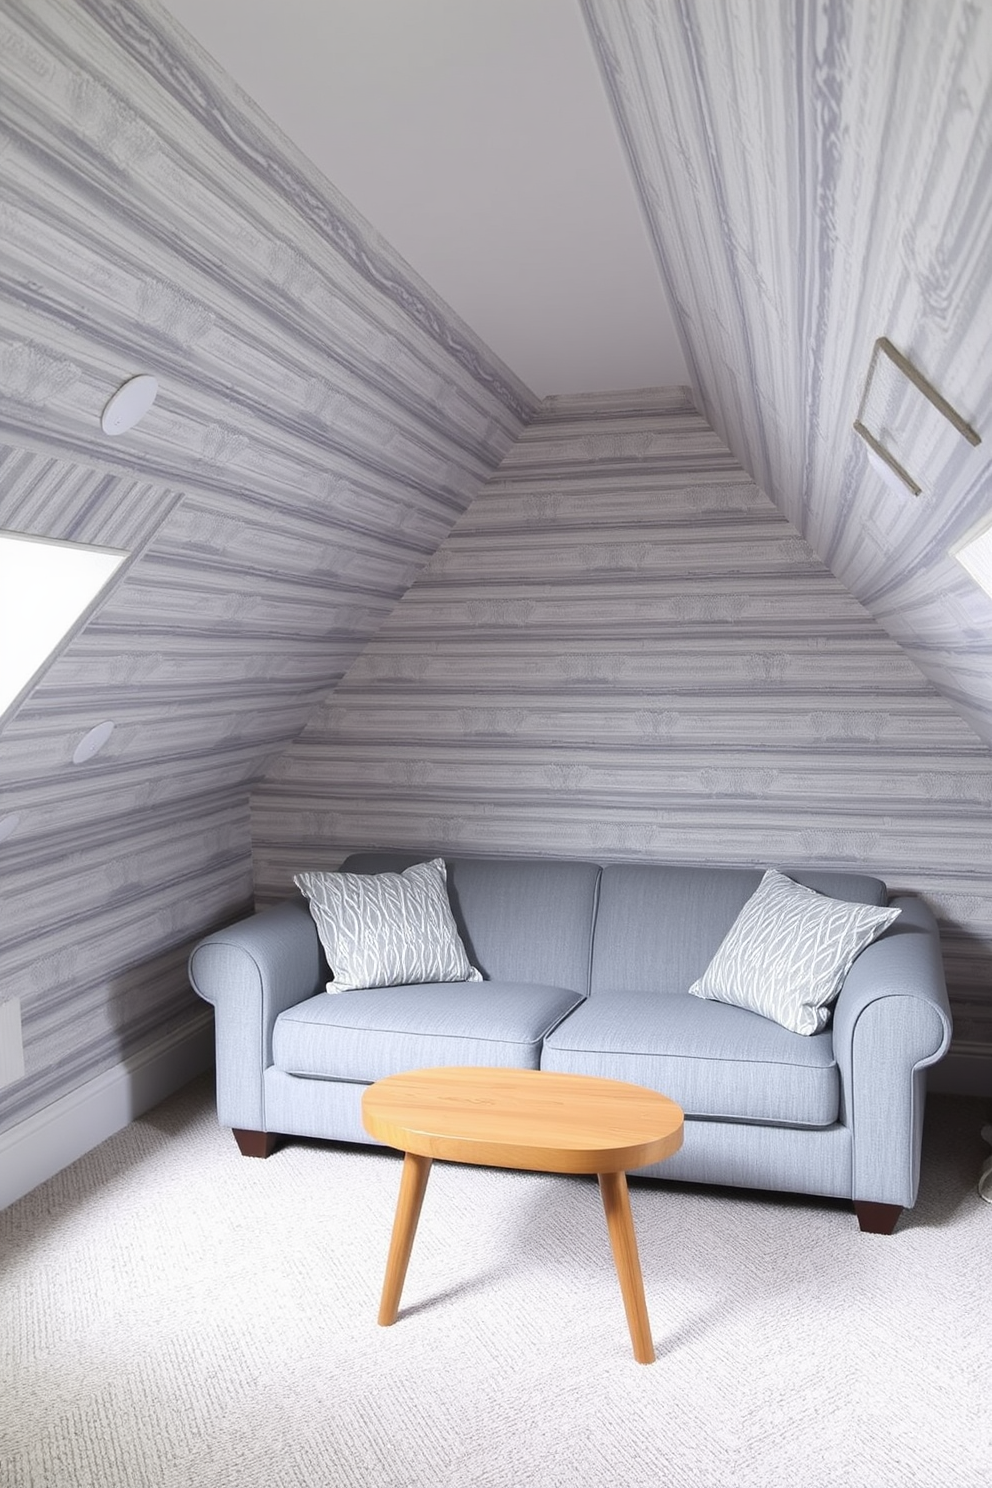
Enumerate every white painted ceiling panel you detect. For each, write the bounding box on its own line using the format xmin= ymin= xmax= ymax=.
xmin=159 ymin=0 xmax=688 ymax=399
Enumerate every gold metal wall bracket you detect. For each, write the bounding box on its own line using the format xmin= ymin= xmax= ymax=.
xmin=854 ymin=336 xmax=981 ymax=496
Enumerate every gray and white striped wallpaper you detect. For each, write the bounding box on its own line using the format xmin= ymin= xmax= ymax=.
xmin=583 ymin=0 xmax=992 ymax=748
xmin=252 ymin=391 xmax=992 ymax=1055
xmin=3 ymin=0 xmax=992 ymax=1143
xmin=0 ymin=0 xmax=533 ymax=1136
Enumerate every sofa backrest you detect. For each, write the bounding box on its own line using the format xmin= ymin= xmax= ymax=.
xmin=338 ymin=852 xmax=888 ymax=1000
xmin=340 ymin=853 xmax=601 ymax=995
xmin=589 ymin=863 xmax=889 ymax=997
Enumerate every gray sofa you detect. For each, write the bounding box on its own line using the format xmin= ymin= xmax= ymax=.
xmin=188 ymin=852 xmax=953 ymax=1233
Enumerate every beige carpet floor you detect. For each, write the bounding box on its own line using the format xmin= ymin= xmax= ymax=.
xmin=2 ymin=1076 xmax=991 ymax=1488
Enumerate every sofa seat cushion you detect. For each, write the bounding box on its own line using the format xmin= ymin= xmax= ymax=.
xmin=541 ymin=992 xmax=838 ymax=1127
xmin=272 ymin=983 xmax=584 ymax=1085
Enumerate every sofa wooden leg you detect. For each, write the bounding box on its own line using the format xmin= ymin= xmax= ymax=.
xmin=854 ymin=1201 xmax=902 ymax=1234
xmin=233 ymin=1128 xmax=279 ymax=1158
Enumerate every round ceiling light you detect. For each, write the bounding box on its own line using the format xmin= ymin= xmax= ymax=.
xmin=72 ymin=720 xmax=116 ymax=764
xmin=101 ymin=374 xmax=158 ymax=436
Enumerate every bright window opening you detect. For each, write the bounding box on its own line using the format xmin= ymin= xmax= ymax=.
xmin=952 ymin=518 xmax=992 ymax=601
xmin=0 ymin=532 xmax=126 ymax=718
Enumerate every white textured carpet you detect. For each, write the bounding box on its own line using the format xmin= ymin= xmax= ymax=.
xmin=2 ymin=1077 xmax=991 ymax=1488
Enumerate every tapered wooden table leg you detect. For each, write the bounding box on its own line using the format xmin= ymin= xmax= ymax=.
xmin=378 ymin=1152 xmax=433 ymax=1326
xmin=598 ymin=1169 xmax=655 ymax=1364
xmin=363 ymin=1069 xmax=682 ymax=1359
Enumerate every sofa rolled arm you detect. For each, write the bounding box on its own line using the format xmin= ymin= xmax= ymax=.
xmin=188 ymin=898 xmax=321 ymax=1131
xmin=831 ymin=895 xmax=952 ymax=1208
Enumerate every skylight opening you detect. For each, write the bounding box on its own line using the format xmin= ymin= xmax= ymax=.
xmin=952 ymin=517 xmax=992 ymax=601
xmin=0 ymin=532 xmax=126 ymax=719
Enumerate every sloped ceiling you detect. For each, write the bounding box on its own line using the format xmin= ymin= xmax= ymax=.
xmin=155 ymin=0 xmax=992 ymax=748
xmin=584 ymin=0 xmax=992 ymax=750
xmin=4 ymin=0 xmax=990 ymax=773
xmin=0 ymin=0 xmax=532 ymax=793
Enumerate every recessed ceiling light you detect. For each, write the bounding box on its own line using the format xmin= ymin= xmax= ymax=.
xmin=100 ymin=374 xmax=158 ymax=436
xmin=72 ymin=720 xmax=116 ymax=764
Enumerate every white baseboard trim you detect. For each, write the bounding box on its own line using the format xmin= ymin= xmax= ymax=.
xmin=928 ymin=1049 xmax=992 ymax=1098
xmin=0 ymin=1010 xmax=215 ymax=1211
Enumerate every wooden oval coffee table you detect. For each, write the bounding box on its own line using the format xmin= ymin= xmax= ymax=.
xmin=361 ymin=1066 xmax=684 ymax=1364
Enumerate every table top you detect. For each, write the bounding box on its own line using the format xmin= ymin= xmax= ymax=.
xmin=361 ymin=1066 xmax=684 ymax=1175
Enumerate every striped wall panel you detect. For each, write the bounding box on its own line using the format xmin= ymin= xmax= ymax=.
xmin=583 ymin=0 xmax=992 ymax=749
xmin=252 ymin=393 xmax=992 ymax=1053
xmin=0 ymin=790 xmax=253 ymax=1130
xmin=0 ymin=0 xmax=534 ymax=1136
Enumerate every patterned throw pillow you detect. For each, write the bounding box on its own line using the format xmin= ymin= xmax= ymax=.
xmin=688 ymin=868 xmax=900 ymax=1035
xmin=294 ymin=858 xmax=482 ymax=994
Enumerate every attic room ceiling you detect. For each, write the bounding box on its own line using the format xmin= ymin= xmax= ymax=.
xmin=158 ymin=0 xmax=689 ymax=400
xmin=158 ymin=0 xmax=992 ymax=756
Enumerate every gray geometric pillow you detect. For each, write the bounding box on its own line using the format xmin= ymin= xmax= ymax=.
xmin=294 ymin=857 xmax=482 ymax=994
xmin=688 ymin=868 xmax=900 ymax=1035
